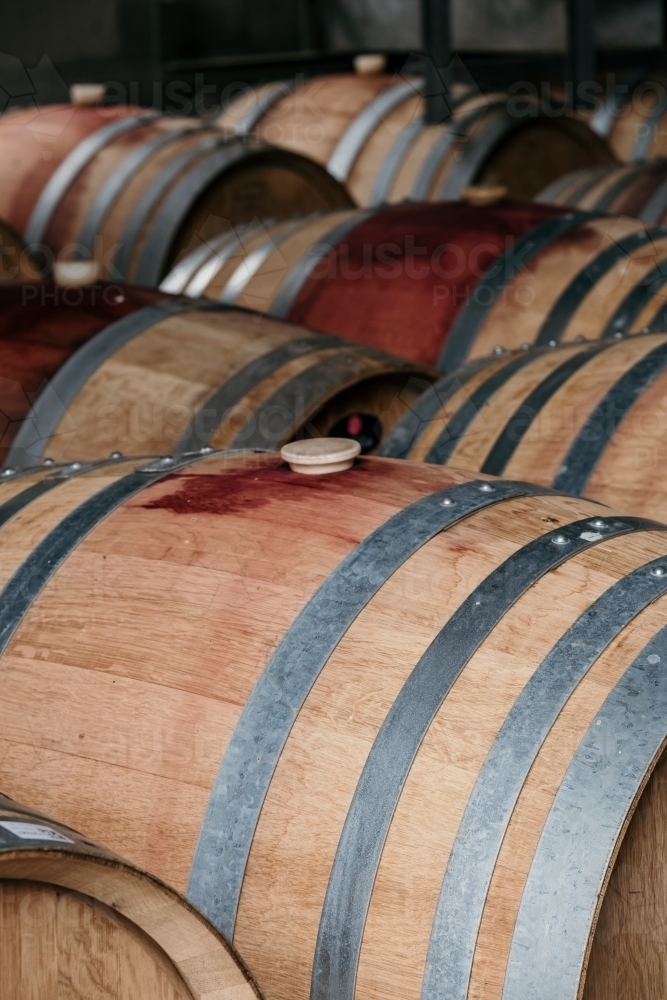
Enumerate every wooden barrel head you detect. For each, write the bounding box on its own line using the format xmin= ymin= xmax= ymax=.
xmin=1 ymin=880 xmax=197 ymax=1000
xmin=477 ymin=116 xmax=615 ymax=200
xmin=0 ymin=793 xmax=259 ymax=1000
xmin=166 ymin=146 xmax=354 ymax=277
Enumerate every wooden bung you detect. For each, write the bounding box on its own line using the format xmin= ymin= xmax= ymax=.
xmin=215 ymin=73 xmax=612 ymax=207
xmin=380 ymin=332 xmax=667 ymax=525
xmin=460 ymin=183 xmax=508 ymax=206
xmin=280 ymin=437 xmax=361 ymax=474
xmin=353 ymin=54 xmax=387 ymax=76
xmin=0 ymin=281 xmax=435 ymax=468
xmin=69 ymin=83 xmax=107 ymax=107
xmin=1 ymin=451 xmax=667 ymax=1000
xmin=0 ymin=104 xmax=351 ymax=285
xmin=161 ymin=200 xmax=667 ymax=370
xmin=0 ymin=791 xmax=260 ymax=1000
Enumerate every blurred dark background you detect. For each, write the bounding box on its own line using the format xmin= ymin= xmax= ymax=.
xmin=2 ymin=0 xmax=665 ymax=109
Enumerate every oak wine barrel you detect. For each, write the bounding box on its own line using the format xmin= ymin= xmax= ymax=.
xmin=161 ymin=199 xmax=667 ymax=370
xmin=0 ymin=791 xmax=259 ymax=1000
xmin=1 ymin=449 xmax=667 ymax=1000
xmin=0 ymin=103 xmax=351 ymax=285
xmin=0 ymin=282 xmax=433 ymax=467
xmin=0 ymin=219 xmax=43 ymax=283
xmin=537 ymin=158 xmax=667 ymax=225
xmin=215 ymin=73 xmax=613 ymax=206
xmin=381 ymin=331 xmax=667 ymax=523
xmin=596 ymin=76 xmax=667 ymax=163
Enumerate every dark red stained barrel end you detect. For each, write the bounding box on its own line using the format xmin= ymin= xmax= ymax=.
xmin=0 ymin=281 xmax=168 ymax=464
xmin=284 ymin=200 xmax=569 ymax=367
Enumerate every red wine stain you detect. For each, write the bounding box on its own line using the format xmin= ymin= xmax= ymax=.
xmin=138 ymin=463 xmax=349 ymax=516
xmin=138 ymin=455 xmax=455 ymax=517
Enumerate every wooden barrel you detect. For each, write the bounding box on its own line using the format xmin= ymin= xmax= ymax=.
xmin=0 ymin=103 xmax=351 ymax=285
xmin=215 ymin=74 xmax=613 ymax=206
xmin=0 ymin=791 xmax=259 ymax=1000
xmin=0 ymin=451 xmax=667 ymax=1000
xmin=381 ymin=331 xmax=667 ymax=523
xmin=597 ymin=77 xmax=667 ymax=163
xmin=0 ymin=219 xmax=43 ymax=283
xmin=161 ymin=199 xmax=667 ymax=370
xmin=0 ymin=281 xmax=433 ymax=468
xmin=537 ymin=158 xmax=667 ymax=225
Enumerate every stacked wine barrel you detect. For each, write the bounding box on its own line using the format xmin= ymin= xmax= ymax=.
xmin=0 ymin=281 xmax=434 ymax=467
xmin=589 ymin=74 xmax=667 ymax=163
xmin=537 ymin=158 xmax=667 ymax=224
xmin=3 ymin=69 xmax=667 ymax=1000
xmin=215 ymin=69 xmax=613 ymax=206
xmin=161 ymin=198 xmax=667 ymax=369
xmin=1 ymin=452 xmax=667 ymax=1000
xmin=0 ymin=100 xmax=351 ymax=283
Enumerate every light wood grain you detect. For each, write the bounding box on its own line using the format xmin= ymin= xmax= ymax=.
xmin=1 ymin=453 xmax=666 ymax=1000
xmin=470 ymin=216 xmax=644 ymax=358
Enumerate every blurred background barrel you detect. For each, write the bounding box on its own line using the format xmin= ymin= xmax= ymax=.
xmin=0 ymin=791 xmax=259 ymax=1000
xmin=162 ymin=199 xmax=667 ymax=370
xmin=215 ymin=71 xmax=614 ymax=207
xmin=0 ymin=221 xmax=43 ymax=284
xmin=381 ymin=332 xmax=667 ymax=522
xmin=595 ymin=75 xmax=667 ymax=163
xmin=537 ymin=158 xmax=667 ymax=225
xmin=0 ymin=102 xmax=352 ymax=285
xmin=0 ymin=451 xmax=667 ymax=1000
xmin=0 ymin=282 xmax=434 ymax=467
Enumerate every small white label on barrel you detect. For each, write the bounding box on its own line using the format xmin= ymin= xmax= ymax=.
xmin=579 ymin=531 xmax=603 ymax=542
xmin=0 ymin=821 xmax=74 ymax=843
